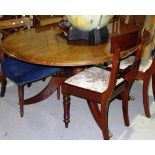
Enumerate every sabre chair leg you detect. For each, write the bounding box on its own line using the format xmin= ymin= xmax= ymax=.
xmin=143 ymin=78 xmax=151 ymax=118
xmin=101 ymin=112 xmax=109 ymax=140
xmin=152 ymin=72 xmax=155 ymax=101
xmin=87 ymin=100 xmax=112 ymax=139
xmin=18 ymin=85 xmax=24 ymax=118
xmin=122 ymin=92 xmax=130 ymax=126
xmin=101 ymin=100 xmax=110 ymax=140
xmin=121 ymin=91 xmax=130 ymax=127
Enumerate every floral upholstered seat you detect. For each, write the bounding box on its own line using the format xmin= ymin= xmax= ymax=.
xmin=120 ymin=56 xmax=152 ymax=72
xmin=65 ymin=66 xmax=124 ymax=93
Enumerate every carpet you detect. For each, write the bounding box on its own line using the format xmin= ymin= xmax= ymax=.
xmin=0 ymin=78 xmax=155 ymax=140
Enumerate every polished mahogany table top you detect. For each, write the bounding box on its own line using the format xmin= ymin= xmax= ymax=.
xmin=2 ymin=23 xmax=140 ymax=67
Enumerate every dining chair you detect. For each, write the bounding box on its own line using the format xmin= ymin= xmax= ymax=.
xmin=119 ymin=30 xmax=154 ymax=118
xmin=0 ymin=17 xmax=61 ymax=117
xmin=115 ymin=16 xmax=155 ymax=118
xmin=33 ymin=15 xmax=63 ymax=27
xmin=61 ymin=29 xmax=144 ymax=140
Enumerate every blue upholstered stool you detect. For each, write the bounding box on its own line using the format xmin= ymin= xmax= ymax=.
xmin=0 ymin=57 xmax=61 ymax=117
xmin=1 ymin=57 xmax=60 ymax=84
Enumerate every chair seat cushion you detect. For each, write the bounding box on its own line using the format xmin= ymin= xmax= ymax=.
xmin=1 ymin=57 xmax=60 ymax=84
xmin=65 ymin=66 xmax=124 ymax=93
xmin=120 ymin=56 xmax=152 ymax=72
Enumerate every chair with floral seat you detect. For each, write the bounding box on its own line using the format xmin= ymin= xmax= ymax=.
xmin=119 ymin=38 xmax=155 ymax=118
xmin=0 ymin=17 xmax=61 ymax=117
xmin=108 ymin=15 xmax=155 ymax=118
xmin=61 ymin=29 xmax=144 ymax=140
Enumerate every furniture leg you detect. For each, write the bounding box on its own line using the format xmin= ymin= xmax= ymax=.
xmin=100 ymin=99 xmax=110 ymax=140
xmin=87 ymin=100 xmax=112 ymax=138
xmin=0 ymin=72 xmax=7 ymax=97
xmin=101 ymin=107 xmax=109 ymax=140
xmin=152 ymin=72 xmax=155 ymax=100
xmin=57 ymin=86 xmax=60 ymax=100
xmin=63 ymin=94 xmax=70 ymax=128
xmin=121 ymin=91 xmax=130 ymax=126
xmin=18 ymin=85 xmax=24 ymax=117
xmin=87 ymin=100 xmax=102 ymax=129
xmin=143 ymin=77 xmax=151 ymax=118
xmin=24 ymin=76 xmax=65 ymax=105
xmin=121 ymin=79 xmax=135 ymax=127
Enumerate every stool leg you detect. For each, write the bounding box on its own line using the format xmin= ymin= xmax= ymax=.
xmin=18 ymin=85 xmax=24 ymax=117
xmin=57 ymin=86 xmax=60 ymax=100
xmin=0 ymin=72 xmax=7 ymax=97
xmin=63 ymin=94 xmax=70 ymax=128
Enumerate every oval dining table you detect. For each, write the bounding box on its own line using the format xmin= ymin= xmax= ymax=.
xmin=2 ymin=22 xmax=142 ymax=105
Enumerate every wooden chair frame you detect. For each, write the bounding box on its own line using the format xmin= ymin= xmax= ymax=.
xmin=62 ymin=29 xmax=144 ymax=140
xmin=136 ymin=49 xmax=155 ymax=117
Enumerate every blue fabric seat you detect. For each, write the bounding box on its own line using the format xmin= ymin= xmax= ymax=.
xmin=1 ymin=57 xmax=60 ymax=84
